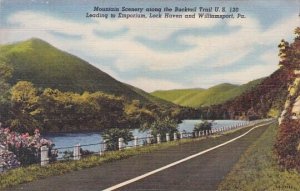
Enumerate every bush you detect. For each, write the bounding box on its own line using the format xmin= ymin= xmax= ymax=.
xmin=141 ymin=117 xmax=178 ymax=141
xmin=0 ymin=128 xmax=56 ymax=166
xmin=194 ymin=120 xmax=212 ymax=135
xmin=101 ymin=128 xmax=133 ymax=151
xmin=274 ymin=119 xmax=300 ymax=171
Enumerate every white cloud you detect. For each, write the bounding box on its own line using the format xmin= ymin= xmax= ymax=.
xmin=127 ymin=77 xmax=185 ymax=92
xmin=1 ymin=9 xmax=299 ymax=91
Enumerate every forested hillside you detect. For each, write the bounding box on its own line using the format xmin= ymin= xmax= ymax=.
xmin=152 ymin=79 xmax=263 ymax=108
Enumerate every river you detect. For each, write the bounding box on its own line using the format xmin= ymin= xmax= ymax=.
xmin=45 ymin=120 xmax=246 ymax=154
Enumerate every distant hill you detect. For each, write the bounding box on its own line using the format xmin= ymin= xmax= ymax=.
xmin=203 ymin=68 xmax=293 ymax=120
xmin=151 ymin=79 xmax=264 ymax=108
xmin=0 ymin=38 xmax=172 ymax=106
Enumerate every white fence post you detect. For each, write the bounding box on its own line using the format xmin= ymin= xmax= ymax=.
xmin=41 ymin=145 xmax=49 ymax=166
xmin=180 ymin=132 xmax=184 ymax=139
xmin=100 ymin=140 xmax=107 ymax=156
xmin=73 ymin=144 xmax=81 ymax=160
xmin=173 ymin=133 xmax=177 ymax=141
xmin=147 ymin=134 xmax=151 ymax=144
xmin=119 ymin=138 xmax=124 ymax=150
xmin=166 ymin=133 xmax=170 ymax=142
xmin=134 ymin=136 xmax=138 ymax=147
xmin=157 ymin=134 xmax=161 ymax=144
xmin=194 ymin=132 xmax=197 ymax=137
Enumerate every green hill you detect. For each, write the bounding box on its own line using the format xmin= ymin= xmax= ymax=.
xmin=151 ymin=79 xmax=264 ymax=108
xmin=0 ymin=38 xmax=171 ymax=105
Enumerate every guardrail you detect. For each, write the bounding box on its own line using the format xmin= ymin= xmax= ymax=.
xmin=39 ymin=119 xmax=273 ymax=166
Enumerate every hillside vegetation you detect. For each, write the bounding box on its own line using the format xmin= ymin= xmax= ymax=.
xmin=151 ymin=79 xmax=263 ymax=108
xmin=0 ymin=38 xmax=201 ymax=134
xmin=0 ymin=38 xmax=170 ymax=106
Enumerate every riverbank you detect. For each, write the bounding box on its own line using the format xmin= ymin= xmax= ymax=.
xmin=218 ymin=123 xmax=300 ymax=190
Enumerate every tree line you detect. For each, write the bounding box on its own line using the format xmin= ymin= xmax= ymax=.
xmin=0 ymin=65 xmax=199 ymax=134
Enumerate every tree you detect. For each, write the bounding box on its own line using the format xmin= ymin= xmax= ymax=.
xmin=101 ymin=128 xmax=133 ymax=151
xmin=9 ymin=81 xmax=40 ymax=133
xmin=194 ymin=120 xmax=212 ymax=135
xmin=141 ymin=117 xmax=178 ymax=141
xmin=0 ymin=62 xmax=13 ymax=123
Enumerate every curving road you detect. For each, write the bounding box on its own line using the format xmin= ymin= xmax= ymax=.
xmin=6 ymin=122 xmax=272 ymax=191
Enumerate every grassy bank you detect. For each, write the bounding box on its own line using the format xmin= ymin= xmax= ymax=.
xmin=218 ymin=123 xmax=300 ymax=191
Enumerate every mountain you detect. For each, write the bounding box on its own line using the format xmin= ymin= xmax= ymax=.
xmin=151 ymin=79 xmax=264 ymax=108
xmin=202 ymin=68 xmax=293 ymax=120
xmin=0 ymin=38 xmax=172 ymax=105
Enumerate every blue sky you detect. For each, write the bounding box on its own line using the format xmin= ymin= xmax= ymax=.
xmin=0 ymin=0 xmax=299 ymax=92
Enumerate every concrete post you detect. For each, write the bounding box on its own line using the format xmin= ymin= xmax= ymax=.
xmin=73 ymin=144 xmax=81 ymax=160
xmin=41 ymin=145 xmax=49 ymax=166
xmin=173 ymin=133 xmax=177 ymax=141
xmin=180 ymin=132 xmax=184 ymax=139
xmin=100 ymin=140 xmax=107 ymax=155
xmin=166 ymin=133 xmax=170 ymax=142
xmin=118 ymin=138 xmax=124 ymax=150
xmin=134 ymin=136 xmax=138 ymax=147
xmin=199 ymin=131 xmax=201 ymax=137
xmin=146 ymin=134 xmax=151 ymax=144
xmin=157 ymin=134 xmax=161 ymax=144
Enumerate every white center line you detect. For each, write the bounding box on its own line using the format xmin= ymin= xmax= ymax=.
xmin=103 ymin=121 xmax=274 ymax=191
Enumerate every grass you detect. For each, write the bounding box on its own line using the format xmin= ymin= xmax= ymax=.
xmin=151 ymin=79 xmax=264 ymax=108
xmin=218 ymin=123 xmax=300 ymax=191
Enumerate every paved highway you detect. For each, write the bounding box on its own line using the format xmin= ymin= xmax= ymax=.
xmin=6 ymin=122 xmax=271 ymax=191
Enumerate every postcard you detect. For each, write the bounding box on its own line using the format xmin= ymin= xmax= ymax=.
xmin=0 ymin=0 xmax=300 ymax=190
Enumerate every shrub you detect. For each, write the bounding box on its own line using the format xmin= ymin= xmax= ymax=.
xmin=101 ymin=128 xmax=133 ymax=151
xmin=274 ymin=119 xmax=300 ymax=171
xmin=141 ymin=117 xmax=178 ymax=141
xmin=0 ymin=128 xmax=55 ymax=166
xmin=194 ymin=120 xmax=212 ymax=135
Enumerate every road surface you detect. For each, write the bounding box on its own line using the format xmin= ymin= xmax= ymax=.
xmin=5 ymin=123 xmax=271 ymax=191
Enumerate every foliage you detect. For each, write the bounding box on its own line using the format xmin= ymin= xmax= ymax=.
xmin=193 ymin=120 xmax=212 ymax=134
xmin=9 ymin=81 xmax=40 ymax=134
xmin=0 ymin=128 xmax=55 ymax=166
xmin=141 ymin=117 xmax=178 ymax=141
xmin=3 ymin=81 xmax=190 ymax=133
xmin=0 ymin=62 xmax=12 ymax=101
xmin=0 ymin=62 xmax=13 ymax=123
xmin=219 ymin=123 xmax=300 ymax=191
xmin=38 ymin=89 xmax=129 ymax=132
xmin=101 ymin=128 xmax=133 ymax=151
xmin=275 ymin=119 xmax=300 ymax=171
xmin=274 ymin=27 xmax=300 ymax=172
